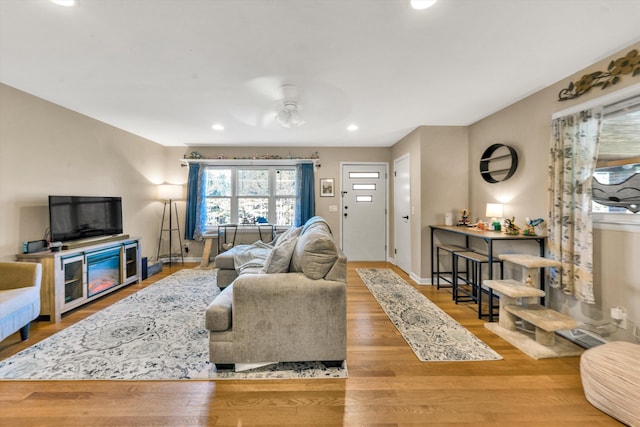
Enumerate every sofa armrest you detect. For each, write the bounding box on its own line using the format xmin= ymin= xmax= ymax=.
xmin=0 ymin=262 xmax=42 ymax=291
xmin=231 ymin=272 xmax=347 ymax=363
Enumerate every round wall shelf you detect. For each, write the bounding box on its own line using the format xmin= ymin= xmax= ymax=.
xmin=479 ymin=144 xmax=518 ymax=183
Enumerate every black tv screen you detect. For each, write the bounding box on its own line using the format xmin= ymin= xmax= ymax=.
xmin=49 ymin=196 xmax=123 ymax=243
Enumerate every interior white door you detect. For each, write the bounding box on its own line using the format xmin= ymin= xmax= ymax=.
xmin=394 ymin=154 xmax=411 ymax=273
xmin=341 ymin=163 xmax=387 ymax=261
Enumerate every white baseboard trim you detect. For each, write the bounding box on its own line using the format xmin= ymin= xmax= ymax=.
xmin=387 ymin=257 xmax=432 ymax=285
xmin=410 ymin=272 xmax=432 ymax=285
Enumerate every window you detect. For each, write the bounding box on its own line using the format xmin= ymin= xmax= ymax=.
xmin=203 ymin=166 xmax=296 ymax=226
xmin=204 ymin=169 xmax=231 ymax=225
xmin=592 ymin=95 xmax=640 ymax=215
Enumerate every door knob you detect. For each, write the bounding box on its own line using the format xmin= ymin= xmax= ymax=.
xmin=402 ymin=215 xmax=409 ymax=220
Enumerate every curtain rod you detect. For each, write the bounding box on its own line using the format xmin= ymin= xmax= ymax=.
xmin=180 ymin=158 xmax=318 ymax=167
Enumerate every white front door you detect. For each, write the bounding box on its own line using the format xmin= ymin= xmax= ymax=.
xmin=341 ymin=163 xmax=387 ymax=261
xmin=394 ymin=154 xmax=411 ymax=273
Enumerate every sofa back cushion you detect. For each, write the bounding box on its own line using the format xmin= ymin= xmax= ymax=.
xmin=301 ymin=216 xmax=332 ymax=235
xmin=324 ymin=251 xmax=347 ymax=283
xmin=290 ymin=229 xmax=339 ymax=280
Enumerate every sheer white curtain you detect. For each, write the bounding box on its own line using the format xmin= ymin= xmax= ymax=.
xmin=548 ymin=109 xmax=602 ymax=304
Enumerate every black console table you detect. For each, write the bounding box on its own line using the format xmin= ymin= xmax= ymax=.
xmin=429 ymin=225 xmax=548 ymax=302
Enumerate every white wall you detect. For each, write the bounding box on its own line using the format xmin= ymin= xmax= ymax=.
xmin=391 ymin=126 xmax=468 ymax=281
xmin=0 ymin=84 xmax=167 ymax=261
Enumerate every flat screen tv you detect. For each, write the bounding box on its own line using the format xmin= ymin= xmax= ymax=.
xmin=48 ymin=196 xmax=123 ymax=243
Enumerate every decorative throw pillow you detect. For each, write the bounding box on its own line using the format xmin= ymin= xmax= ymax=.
xmin=260 ymin=236 xmax=298 ymax=274
xmin=273 ymin=226 xmax=301 ymax=248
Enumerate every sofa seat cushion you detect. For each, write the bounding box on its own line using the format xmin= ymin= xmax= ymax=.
xmin=205 ymin=284 xmax=234 ymax=332
xmin=215 ymin=268 xmax=238 ymax=289
xmin=214 ymin=244 xmax=250 ymax=270
xmin=239 ymin=267 xmax=262 ymax=276
xmin=0 ymin=287 xmax=40 ymax=318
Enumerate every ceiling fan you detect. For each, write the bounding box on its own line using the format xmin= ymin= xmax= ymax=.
xmin=231 ymin=76 xmax=349 ymax=131
xmin=275 ymin=84 xmax=304 ymax=129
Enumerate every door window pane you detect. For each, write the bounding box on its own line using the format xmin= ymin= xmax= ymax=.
xmin=349 ymin=172 xmax=379 ymax=178
xmin=353 ymin=184 xmax=376 ymax=190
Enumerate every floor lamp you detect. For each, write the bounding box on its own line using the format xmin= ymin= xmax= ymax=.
xmin=156 ymin=184 xmax=184 ymax=266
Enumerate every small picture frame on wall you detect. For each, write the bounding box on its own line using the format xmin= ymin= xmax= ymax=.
xmin=320 ymin=178 xmax=335 ymax=197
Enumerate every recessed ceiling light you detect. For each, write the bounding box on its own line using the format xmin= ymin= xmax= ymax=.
xmin=347 ymin=124 xmax=359 ymax=132
xmin=410 ymin=0 xmax=437 ymax=10
xmin=211 ymin=123 xmax=224 ymax=131
xmin=50 ymin=0 xmax=76 ymax=6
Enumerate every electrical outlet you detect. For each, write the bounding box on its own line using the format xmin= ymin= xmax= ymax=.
xmin=611 ymin=306 xmax=628 ymax=330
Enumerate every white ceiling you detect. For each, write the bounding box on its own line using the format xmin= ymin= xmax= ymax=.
xmin=1 ymin=0 xmax=640 ymax=148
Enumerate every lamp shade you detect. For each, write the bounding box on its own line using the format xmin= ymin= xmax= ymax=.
xmin=157 ymin=184 xmax=184 ymax=201
xmin=485 ymin=203 xmax=503 ymax=218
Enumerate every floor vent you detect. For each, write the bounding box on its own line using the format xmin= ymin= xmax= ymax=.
xmin=557 ymin=328 xmax=608 ymax=349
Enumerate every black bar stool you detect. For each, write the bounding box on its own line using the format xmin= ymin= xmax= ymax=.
xmin=453 ymin=251 xmax=503 ymax=319
xmin=435 ymin=244 xmax=470 ymax=290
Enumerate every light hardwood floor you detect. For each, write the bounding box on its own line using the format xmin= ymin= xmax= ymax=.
xmin=0 ymin=262 xmax=621 ymax=426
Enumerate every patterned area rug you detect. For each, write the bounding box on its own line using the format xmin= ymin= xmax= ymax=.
xmin=357 ymin=268 xmax=502 ymax=361
xmin=0 ymin=269 xmax=347 ymax=380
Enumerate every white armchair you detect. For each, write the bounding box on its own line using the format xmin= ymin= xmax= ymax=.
xmin=0 ymin=262 xmax=42 ymax=342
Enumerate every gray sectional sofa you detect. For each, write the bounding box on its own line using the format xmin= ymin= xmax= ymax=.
xmin=205 ymin=216 xmax=347 ymax=369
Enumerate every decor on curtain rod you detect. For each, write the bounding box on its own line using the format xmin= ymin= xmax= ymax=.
xmin=181 ymin=152 xmax=320 ymax=162
xmin=558 ymin=49 xmax=640 ymax=101
xmin=548 ymin=109 xmax=602 ymax=304
xmin=156 ymin=184 xmax=185 ymax=266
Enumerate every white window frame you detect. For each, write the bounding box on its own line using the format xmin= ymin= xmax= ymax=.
xmin=203 ymin=165 xmax=296 ymax=228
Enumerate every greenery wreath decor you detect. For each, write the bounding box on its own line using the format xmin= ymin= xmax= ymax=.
xmin=558 ymin=49 xmax=639 ymax=101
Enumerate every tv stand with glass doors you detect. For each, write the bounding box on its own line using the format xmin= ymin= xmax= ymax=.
xmin=16 ymin=237 xmax=141 ymax=323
